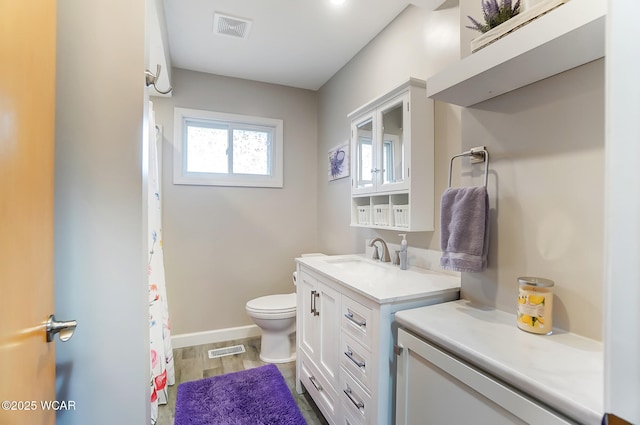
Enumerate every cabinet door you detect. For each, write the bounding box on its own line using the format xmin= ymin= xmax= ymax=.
xmin=299 ymin=271 xmax=319 ymax=358
xmin=351 ymin=111 xmax=376 ymax=195
xmin=395 ymin=329 xmax=574 ymax=425
xmin=377 ymin=93 xmax=409 ymax=192
xmin=316 ymin=282 xmax=341 ymax=384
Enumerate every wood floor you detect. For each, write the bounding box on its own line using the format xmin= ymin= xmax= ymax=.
xmin=156 ymin=336 xmax=329 ymax=425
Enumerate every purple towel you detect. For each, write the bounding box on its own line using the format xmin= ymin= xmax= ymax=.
xmin=440 ymin=186 xmax=489 ymax=272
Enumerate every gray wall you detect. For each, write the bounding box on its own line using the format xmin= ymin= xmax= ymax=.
xmin=152 ymin=4 xmax=460 ymax=337
xmin=54 ymin=0 xmax=149 ymax=424
xmin=153 ymin=1 xmax=605 ymax=341
xmin=459 ymin=60 xmax=605 ymax=340
xmin=152 ymin=70 xmax=318 ymax=334
xmin=456 ymin=0 xmax=605 ymax=340
xmin=317 ymin=4 xmax=463 ymax=255
xmin=318 ymin=2 xmax=605 ymax=341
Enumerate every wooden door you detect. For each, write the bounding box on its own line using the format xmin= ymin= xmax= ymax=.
xmin=0 ymin=1 xmax=57 ymax=424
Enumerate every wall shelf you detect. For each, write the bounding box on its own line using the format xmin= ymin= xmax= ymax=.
xmin=426 ymin=0 xmax=606 ymax=107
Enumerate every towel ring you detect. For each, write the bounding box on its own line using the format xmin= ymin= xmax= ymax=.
xmin=448 ymin=146 xmax=489 ymax=188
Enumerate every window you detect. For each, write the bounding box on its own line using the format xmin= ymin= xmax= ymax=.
xmin=173 ymin=107 xmax=283 ymax=187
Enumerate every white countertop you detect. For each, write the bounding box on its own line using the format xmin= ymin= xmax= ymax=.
xmin=395 ymin=300 xmax=604 ymax=425
xmin=295 ymin=254 xmax=460 ymax=304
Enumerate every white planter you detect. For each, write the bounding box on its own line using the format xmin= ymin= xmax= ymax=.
xmin=470 ymin=0 xmax=569 ymax=52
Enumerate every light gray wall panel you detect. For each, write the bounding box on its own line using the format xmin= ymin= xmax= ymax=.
xmin=153 ymin=70 xmax=318 ymax=334
xmin=317 ymin=5 xmax=463 ymax=254
xmin=54 ymin=0 xmax=149 ymax=423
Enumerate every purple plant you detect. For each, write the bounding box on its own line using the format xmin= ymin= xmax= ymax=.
xmin=467 ymin=0 xmax=521 ymax=33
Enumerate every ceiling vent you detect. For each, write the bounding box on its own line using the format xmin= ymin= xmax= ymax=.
xmin=213 ymin=12 xmax=252 ymax=39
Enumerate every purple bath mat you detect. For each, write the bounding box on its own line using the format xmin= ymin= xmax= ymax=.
xmin=174 ymin=364 xmax=307 ymax=425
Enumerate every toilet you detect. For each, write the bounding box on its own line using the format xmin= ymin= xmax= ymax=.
xmin=246 ymin=253 xmax=324 ymax=363
xmin=246 ymin=292 xmax=297 ymax=363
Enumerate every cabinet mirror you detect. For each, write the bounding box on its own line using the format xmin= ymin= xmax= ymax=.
xmin=380 ymin=102 xmax=404 ymax=186
xmin=355 ymin=117 xmax=374 ymax=190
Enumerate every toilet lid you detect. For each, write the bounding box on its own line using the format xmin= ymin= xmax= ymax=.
xmin=246 ymin=293 xmax=296 ymax=314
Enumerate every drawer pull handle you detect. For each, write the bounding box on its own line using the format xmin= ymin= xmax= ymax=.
xmin=309 ymin=375 xmax=322 ymax=391
xmin=310 ymin=290 xmax=316 ymax=315
xmin=345 ymin=349 xmax=366 ymax=368
xmin=343 ymin=386 xmax=364 ymax=410
xmin=344 ymin=311 xmax=366 ymax=327
xmin=313 ymin=291 xmax=320 ymax=316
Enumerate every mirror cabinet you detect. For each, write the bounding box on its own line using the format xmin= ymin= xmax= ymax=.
xmin=348 ymin=78 xmax=434 ymax=231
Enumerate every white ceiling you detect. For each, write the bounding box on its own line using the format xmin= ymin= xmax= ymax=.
xmin=160 ymin=0 xmax=437 ymax=91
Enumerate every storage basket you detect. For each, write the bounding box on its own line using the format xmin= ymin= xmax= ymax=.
xmin=357 ymin=206 xmax=370 ymax=225
xmin=373 ymin=204 xmax=390 ymax=226
xmin=393 ymin=205 xmax=410 ymax=228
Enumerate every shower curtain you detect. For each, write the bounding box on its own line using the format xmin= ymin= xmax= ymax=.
xmin=148 ymin=101 xmax=175 ymax=424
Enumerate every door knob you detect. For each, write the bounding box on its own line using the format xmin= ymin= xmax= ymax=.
xmin=46 ymin=314 xmax=77 ymax=342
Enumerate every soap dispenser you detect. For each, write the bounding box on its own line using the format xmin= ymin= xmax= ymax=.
xmin=399 ymin=234 xmax=408 ymax=270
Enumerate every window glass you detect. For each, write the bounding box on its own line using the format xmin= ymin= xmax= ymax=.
xmin=173 ymin=108 xmax=283 ymax=188
xmin=186 ymin=124 xmax=228 ymax=173
xmin=232 ymin=129 xmax=270 ymax=175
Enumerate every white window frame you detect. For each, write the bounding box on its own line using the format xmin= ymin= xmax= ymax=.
xmin=173 ymin=107 xmax=284 ymax=188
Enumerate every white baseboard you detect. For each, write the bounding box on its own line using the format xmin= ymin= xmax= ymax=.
xmin=171 ymin=324 xmax=261 ymax=349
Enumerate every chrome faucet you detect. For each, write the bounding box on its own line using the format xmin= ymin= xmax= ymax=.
xmin=369 ymin=237 xmax=391 ymax=262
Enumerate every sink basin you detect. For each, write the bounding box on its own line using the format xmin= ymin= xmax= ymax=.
xmin=324 ymin=257 xmax=365 ymax=265
xmin=324 ymin=257 xmax=387 ymax=273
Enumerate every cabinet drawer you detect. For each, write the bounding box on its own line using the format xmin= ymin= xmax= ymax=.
xmin=300 ymin=353 xmax=338 ymax=423
xmin=343 ymin=406 xmax=366 ymax=425
xmin=341 ymin=332 xmax=372 ymax=390
xmin=341 ymin=367 xmax=374 ymax=425
xmin=341 ymin=296 xmax=373 ymax=349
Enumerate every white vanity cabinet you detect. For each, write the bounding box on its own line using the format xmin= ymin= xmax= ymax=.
xmin=395 ymin=328 xmax=575 ymax=425
xmin=295 ymin=256 xmax=461 ymax=425
xmin=348 ymin=78 xmax=434 ymax=231
xmin=394 ymin=301 xmax=604 ymax=425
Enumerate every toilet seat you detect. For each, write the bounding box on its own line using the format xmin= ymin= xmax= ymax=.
xmin=246 ymin=293 xmax=296 ymax=316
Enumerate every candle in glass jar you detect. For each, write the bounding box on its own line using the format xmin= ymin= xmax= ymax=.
xmin=517 ymin=277 xmax=554 ymax=335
